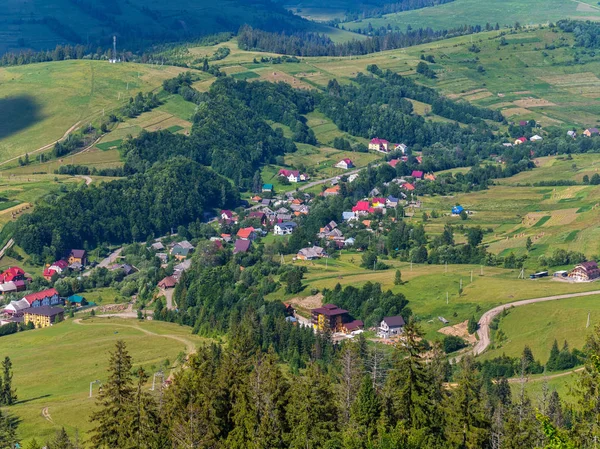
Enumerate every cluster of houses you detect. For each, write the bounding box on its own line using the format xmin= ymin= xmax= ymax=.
xmin=0 ymin=267 xmax=28 ymax=294
xmin=368 ymin=138 xmax=407 ymax=155
xmin=2 ymin=288 xmax=67 ymax=328
xmin=149 ymin=240 xmax=195 ymax=264
xmin=42 ymin=249 xmax=87 ymax=281
xmin=310 ymin=302 xmax=406 ymax=340
xmin=343 ymin=196 xmax=401 ymax=222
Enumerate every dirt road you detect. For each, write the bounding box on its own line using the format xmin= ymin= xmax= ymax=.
xmin=76 ymin=175 xmax=93 ymax=185
xmin=475 ymin=289 xmax=600 ymax=355
xmin=0 ymin=239 xmax=14 ymax=260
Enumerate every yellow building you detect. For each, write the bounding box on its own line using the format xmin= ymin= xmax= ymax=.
xmin=24 ymin=306 xmax=64 ymax=328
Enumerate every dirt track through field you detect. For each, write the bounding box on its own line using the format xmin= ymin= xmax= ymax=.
xmin=73 ymin=318 xmax=196 ymax=355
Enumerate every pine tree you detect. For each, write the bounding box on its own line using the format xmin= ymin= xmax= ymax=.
xmin=444 ymin=356 xmax=490 ymax=448
xmin=547 ymin=340 xmax=560 ymax=371
xmin=89 ymin=340 xmax=134 ymax=448
xmin=337 ymin=344 xmax=362 ymax=424
xmin=349 ymin=376 xmax=381 ymax=442
xmin=51 ymin=427 xmax=74 ymax=449
xmin=0 ymin=408 xmax=17 ymax=449
xmin=286 ymin=363 xmax=338 ymax=449
xmin=1 ymin=357 xmax=16 ymax=405
xmin=129 ymin=368 xmax=162 ymax=449
xmin=26 ymin=438 xmax=42 ymax=449
xmin=394 ymin=269 xmax=402 ymax=285
xmin=526 ymin=237 xmax=533 ymax=251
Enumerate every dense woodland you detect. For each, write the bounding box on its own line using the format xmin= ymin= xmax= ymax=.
xmin=238 ymin=24 xmax=484 ymax=57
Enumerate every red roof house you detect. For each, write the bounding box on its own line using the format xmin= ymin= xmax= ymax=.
xmin=389 ymin=159 xmax=400 ymax=168
xmin=23 ymin=288 xmax=60 ymax=307
xmin=411 ymin=170 xmax=424 ymax=179
xmin=403 ymin=182 xmax=415 ymax=191
xmin=237 ymin=227 xmax=256 ymax=240
xmin=352 ymin=201 xmax=375 ymax=214
xmin=0 ymin=267 xmax=25 ymax=283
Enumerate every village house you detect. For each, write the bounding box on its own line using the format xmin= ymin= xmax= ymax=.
xmin=0 ymin=280 xmax=26 ymax=294
xmin=411 ymin=170 xmax=424 ymax=180
xmin=171 ymin=241 xmax=194 ymax=260
xmin=3 ymin=298 xmax=30 ymax=315
xmin=278 ymin=169 xmax=308 ymax=183
xmin=567 ymin=130 xmax=577 ymax=139
xmin=158 ymin=276 xmax=178 ymax=289
xmin=237 ymin=227 xmax=257 ymax=241
xmin=402 ymin=182 xmax=415 ymax=192
xmin=66 ymin=295 xmax=88 ymax=307
xmin=584 ymin=128 xmax=599 ymax=137
xmin=247 ymin=211 xmax=268 ymax=227
xmin=297 ymin=246 xmax=326 ymax=260
xmin=347 ymin=173 xmax=360 ymax=183
xmin=290 ymin=204 xmax=310 ymax=215
xmin=342 ymin=211 xmax=355 ymax=222
xmin=452 ymin=205 xmax=464 ymax=215
xmin=234 ymin=239 xmax=252 ymax=254
xmin=388 ymin=159 xmax=400 ymax=168
xmin=156 ymin=253 xmax=168 ymax=264
xmin=149 ymin=242 xmax=165 ymax=251
xmin=371 ymin=197 xmax=387 ymax=209
xmin=262 ymin=184 xmax=273 ymax=193
xmin=568 ymin=261 xmax=600 ymax=282
xmin=335 ymin=158 xmax=354 ymax=170
xmin=369 ymin=138 xmax=390 ymax=152
xmin=322 ymin=185 xmax=340 ymax=197
xmin=43 ymin=260 xmax=69 ymax=281
xmin=343 ymin=320 xmax=364 ymax=334
xmin=0 ymin=267 xmax=26 ymax=284
xmin=24 ymin=306 xmax=64 ymax=328
xmin=68 ymin=249 xmax=87 ymax=266
xmin=394 ymin=143 xmax=408 ymax=154
xmin=352 ymin=201 xmax=375 ymax=216
xmin=514 ymin=137 xmax=527 ymax=145
xmin=221 ymin=210 xmax=234 ymax=221
xmin=424 ymin=173 xmax=436 ymax=182
xmin=344 ymin=237 xmax=355 ymax=247
xmin=386 ymin=196 xmax=399 ymax=208
xmin=377 ymin=316 xmax=406 ymax=339
xmin=274 ymin=222 xmax=297 ymax=235
xmin=23 ymin=288 xmax=61 ymax=308
xmin=251 ymin=195 xmax=262 ymax=202
xmin=173 ymin=259 xmax=192 ymax=278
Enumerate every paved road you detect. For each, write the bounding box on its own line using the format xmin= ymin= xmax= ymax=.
xmin=0 ymin=239 xmax=14 ymax=260
xmin=83 ymin=247 xmax=123 ymax=277
xmin=474 ymin=289 xmax=600 ymax=355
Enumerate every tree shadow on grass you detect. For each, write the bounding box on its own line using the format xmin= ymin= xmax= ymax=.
xmin=14 ymin=394 xmax=51 ymax=405
xmin=0 ymin=95 xmax=44 ymax=140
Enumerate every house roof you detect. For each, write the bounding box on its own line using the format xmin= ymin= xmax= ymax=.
xmin=388 ymin=159 xmax=400 ymax=168
xmin=279 ymin=169 xmax=299 ymax=177
xmin=234 ymin=239 xmax=252 ymax=253
xmin=403 ymin=182 xmax=415 ymax=191
xmin=277 ymin=222 xmax=297 ymax=229
xmin=577 ymin=261 xmax=598 ymax=271
xmin=352 ymin=201 xmax=372 ymax=212
xmin=248 ymin=211 xmax=265 ymax=219
xmin=387 ymin=195 xmax=399 ymax=202
xmin=237 ymin=227 xmax=255 ymax=239
xmin=342 ymin=212 xmax=354 ymax=220
xmin=298 ymin=246 xmax=325 ymax=259
xmin=67 ymin=295 xmax=86 ymax=303
xmin=0 ymin=267 xmax=25 ymax=282
xmin=158 ymin=276 xmax=177 ymax=288
xmin=262 ymin=184 xmax=273 ymax=190
xmin=516 ymin=137 xmax=527 ymax=142
xmin=70 ymin=249 xmax=86 ymax=258
xmin=23 ymin=288 xmax=59 ymax=305
xmin=312 ymin=304 xmax=348 ymax=316
xmin=370 ymin=138 xmax=389 ymax=145
xmin=345 ymin=320 xmax=364 ymax=331
xmin=372 ymin=197 xmax=386 ymax=204
xmin=221 ymin=209 xmax=233 ymax=218
xmin=25 ymin=305 xmax=64 ymax=317
xmin=411 ymin=170 xmax=424 ymax=178
xmin=588 ymin=128 xmax=599 ymax=133
xmin=52 ymin=260 xmax=69 ymax=269
xmin=341 ymin=158 xmax=353 ymax=164
xmin=383 ymin=315 xmax=406 ymax=327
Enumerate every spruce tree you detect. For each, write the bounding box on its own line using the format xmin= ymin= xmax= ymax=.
xmin=349 ymin=376 xmax=381 ymax=441
xmin=26 ymin=438 xmax=41 ymax=449
xmin=129 ymin=368 xmax=161 ymax=449
xmin=89 ymin=340 xmax=134 ymax=448
xmin=51 ymin=427 xmax=74 ymax=449
xmin=547 ymin=340 xmax=560 ymax=371
xmin=444 ymin=356 xmax=490 ymax=448
xmin=394 ymin=269 xmax=402 ymax=285
xmin=1 ymin=357 xmax=16 ymax=406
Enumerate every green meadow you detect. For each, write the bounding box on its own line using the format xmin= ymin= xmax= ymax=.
xmin=3 ymin=318 xmax=207 ymax=444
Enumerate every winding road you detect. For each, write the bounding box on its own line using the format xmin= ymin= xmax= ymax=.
xmin=475 ymin=289 xmax=600 ymax=356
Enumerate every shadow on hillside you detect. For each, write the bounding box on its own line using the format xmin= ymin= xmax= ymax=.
xmin=14 ymin=394 xmax=51 ymax=405
xmin=0 ymin=95 xmax=43 ymax=140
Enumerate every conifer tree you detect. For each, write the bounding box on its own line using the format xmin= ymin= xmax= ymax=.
xmin=444 ymin=356 xmax=490 ymax=448
xmin=51 ymin=427 xmax=74 ymax=449
xmin=349 ymin=376 xmax=381 ymax=442
xmin=129 ymin=368 xmax=162 ymax=449
xmin=89 ymin=340 xmax=134 ymax=448
xmin=394 ymin=269 xmax=402 ymax=285
xmin=1 ymin=356 xmax=16 ymax=406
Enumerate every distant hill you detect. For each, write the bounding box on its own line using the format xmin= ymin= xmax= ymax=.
xmin=0 ymin=0 xmax=312 ymax=54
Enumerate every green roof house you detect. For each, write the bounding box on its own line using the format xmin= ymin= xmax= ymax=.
xmin=67 ymin=295 xmax=88 ymax=307
xmin=262 ymin=184 xmax=273 ymax=192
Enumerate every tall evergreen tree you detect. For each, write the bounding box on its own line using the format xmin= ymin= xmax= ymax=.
xmin=50 ymin=427 xmax=74 ymax=449
xmin=1 ymin=357 xmax=15 ymax=406
xmin=129 ymin=368 xmax=162 ymax=449
xmin=89 ymin=340 xmax=134 ymax=448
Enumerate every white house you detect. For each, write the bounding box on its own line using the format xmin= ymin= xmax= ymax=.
xmin=3 ymin=298 xmax=30 ymax=315
xmin=567 ymin=130 xmax=577 ymax=139
xmin=344 ymin=237 xmax=355 ymax=247
xmin=335 ymin=159 xmax=354 ymax=170
xmin=347 ymin=173 xmax=360 ymax=183
xmin=377 ymin=316 xmax=406 ymax=339
xmin=394 ymin=143 xmax=407 ymax=154
xmin=530 ymin=135 xmax=543 ymax=142
xmin=274 ymin=222 xmax=297 ymax=236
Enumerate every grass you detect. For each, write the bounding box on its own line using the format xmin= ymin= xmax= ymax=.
xmin=4 ymin=317 xmax=208 ymax=444
xmin=341 ymin=0 xmax=600 ymax=32
xmin=95 ymin=140 xmax=123 ymax=151
xmin=269 ymin=255 xmax=600 ymax=341
xmin=0 ymin=60 xmax=196 ymax=161
xmin=482 ymin=295 xmax=600 ymax=363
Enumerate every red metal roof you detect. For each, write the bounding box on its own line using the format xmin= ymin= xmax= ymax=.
xmin=24 ymin=288 xmax=59 ymax=305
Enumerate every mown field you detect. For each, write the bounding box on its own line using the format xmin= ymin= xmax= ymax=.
xmin=341 ymin=0 xmax=600 ymax=32
xmin=0 ymin=61 xmax=198 ymax=161
xmin=4 ymin=317 xmax=207 ymax=445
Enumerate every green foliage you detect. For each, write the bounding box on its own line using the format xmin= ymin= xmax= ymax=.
xmin=443 ymin=335 xmax=467 ymax=353
xmin=394 ymin=269 xmax=402 ymax=285
xmin=467 ymin=316 xmax=479 ymax=334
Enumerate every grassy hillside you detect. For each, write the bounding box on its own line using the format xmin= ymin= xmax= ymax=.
xmin=341 ymin=0 xmax=600 ymax=31
xmin=4 ymin=317 xmax=207 ymax=444
xmin=0 ymin=60 xmax=198 ymax=161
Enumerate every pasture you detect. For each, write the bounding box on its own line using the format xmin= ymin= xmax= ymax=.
xmin=341 ymin=0 xmax=600 ymax=32
xmin=4 ymin=317 xmax=207 ymax=444
xmin=0 ymin=61 xmax=195 ymax=162
xmin=482 ymin=295 xmax=600 ymax=363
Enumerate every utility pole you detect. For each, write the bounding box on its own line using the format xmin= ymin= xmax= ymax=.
xmin=89 ymin=380 xmax=101 ymax=398
xmin=446 ymin=292 xmax=449 ymax=305
xmin=480 ymin=265 xmax=483 ymax=276
xmin=587 ymin=311 xmax=591 ymax=329
xmin=471 ymin=270 xmax=473 ymax=282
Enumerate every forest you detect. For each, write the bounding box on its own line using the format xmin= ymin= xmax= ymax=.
xmin=238 ymin=24 xmax=484 ymax=57
xmin=15 ymin=158 xmax=238 ymax=260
